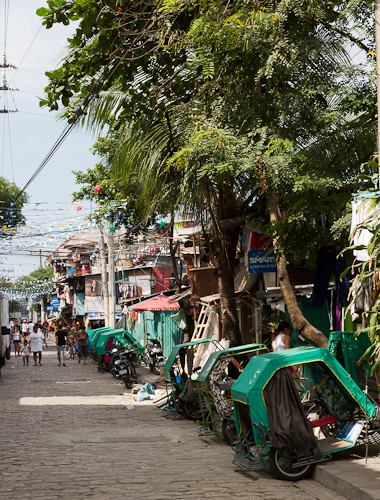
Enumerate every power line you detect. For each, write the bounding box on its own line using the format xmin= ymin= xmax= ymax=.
xmin=15 ymin=56 xmax=123 ymax=200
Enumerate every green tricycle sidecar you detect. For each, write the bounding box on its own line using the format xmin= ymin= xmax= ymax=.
xmin=195 ymin=343 xmax=267 ymax=442
xmin=163 ymin=338 xmax=224 ymax=419
xmin=231 ymin=346 xmax=380 ymax=481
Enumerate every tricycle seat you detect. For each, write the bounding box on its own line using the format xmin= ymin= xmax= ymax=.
xmin=216 ymin=379 xmax=236 ymax=391
xmin=310 ymin=415 xmax=337 ymax=428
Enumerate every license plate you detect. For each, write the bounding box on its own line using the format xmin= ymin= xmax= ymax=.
xmin=119 ymin=369 xmax=128 ymax=376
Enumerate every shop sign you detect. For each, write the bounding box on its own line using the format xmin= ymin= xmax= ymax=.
xmin=248 ymin=249 xmax=277 ymax=273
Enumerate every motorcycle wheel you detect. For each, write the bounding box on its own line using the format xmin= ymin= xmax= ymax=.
xmin=269 ymin=449 xmax=315 ymax=481
xmin=222 ymin=417 xmax=238 ymax=448
xmin=150 ymin=359 xmax=160 ymax=375
xmin=123 ymin=374 xmax=132 ymax=389
xmin=109 ymin=361 xmax=118 ymax=378
xmin=130 ymin=362 xmax=137 ymax=380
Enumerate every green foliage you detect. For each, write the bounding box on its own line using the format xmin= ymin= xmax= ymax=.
xmin=29 ymin=267 xmax=54 ymax=281
xmin=0 ymin=177 xmax=28 ymax=234
xmin=9 ymin=300 xmax=20 ymax=315
xmin=340 ymin=166 xmax=380 ymax=376
xmin=38 ymin=0 xmax=376 ymax=267
xmin=72 ymin=129 xmax=157 ymax=236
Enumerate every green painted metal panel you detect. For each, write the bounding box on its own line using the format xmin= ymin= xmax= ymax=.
xmin=126 ymin=310 xmax=185 ymax=358
xmin=197 ymin=343 xmax=267 ymax=383
xmin=163 ymin=339 xmax=218 ymax=382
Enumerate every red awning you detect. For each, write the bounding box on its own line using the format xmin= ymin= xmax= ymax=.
xmin=129 ymin=294 xmax=180 ymax=312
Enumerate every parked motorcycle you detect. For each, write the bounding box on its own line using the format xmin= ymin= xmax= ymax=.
xmin=144 ymin=334 xmax=165 ymax=375
xmin=108 ymin=346 xmax=137 ymax=388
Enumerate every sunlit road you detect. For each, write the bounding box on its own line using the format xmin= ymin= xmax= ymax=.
xmin=0 ymin=342 xmax=345 ymax=499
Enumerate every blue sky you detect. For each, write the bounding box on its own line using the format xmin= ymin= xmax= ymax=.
xmin=0 ymin=0 xmax=99 ymax=276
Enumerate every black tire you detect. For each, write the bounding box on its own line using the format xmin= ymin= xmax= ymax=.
xmin=182 ymin=393 xmax=207 ymax=421
xmin=269 ymin=449 xmax=315 ymax=481
xmin=130 ymin=362 xmax=137 ymax=380
xmin=222 ymin=417 xmax=238 ymax=447
xmin=109 ymin=360 xmax=118 ymax=378
xmin=142 ymin=356 xmax=150 ymax=367
xmin=150 ymin=359 xmax=160 ymax=375
xmin=123 ymin=374 xmax=132 ymax=389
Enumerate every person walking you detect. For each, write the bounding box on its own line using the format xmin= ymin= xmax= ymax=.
xmin=76 ymin=326 xmax=89 ymax=365
xmin=21 ymin=319 xmax=28 ymax=340
xmin=21 ymin=340 xmax=30 ymax=366
xmin=28 ymin=320 xmax=34 ymax=337
xmin=55 ymin=322 xmax=68 ymax=367
xmin=29 ymin=325 xmax=48 ymax=366
xmin=12 ymin=321 xmax=21 ymax=357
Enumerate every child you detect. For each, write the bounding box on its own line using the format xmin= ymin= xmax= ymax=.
xmin=21 ymin=340 xmax=30 ymax=366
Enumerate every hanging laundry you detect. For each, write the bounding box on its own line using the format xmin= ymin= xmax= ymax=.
xmin=310 ymin=245 xmax=349 ymax=308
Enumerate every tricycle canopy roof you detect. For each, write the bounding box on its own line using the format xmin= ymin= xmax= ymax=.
xmin=94 ymin=329 xmax=131 ymax=355
xmin=231 ymin=346 xmax=377 ymax=420
xmin=197 ymin=343 xmax=267 ymax=383
xmin=164 ymin=338 xmax=219 ymax=382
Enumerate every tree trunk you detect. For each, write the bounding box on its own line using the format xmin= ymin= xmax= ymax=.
xmin=214 ymin=230 xmax=243 ymax=347
xmin=269 ymin=190 xmax=328 ymax=349
xmin=169 ymin=213 xmax=182 ymax=294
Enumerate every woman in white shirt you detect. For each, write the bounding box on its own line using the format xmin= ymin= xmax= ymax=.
xmin=272 ymin=321 xmax=292 ymax=352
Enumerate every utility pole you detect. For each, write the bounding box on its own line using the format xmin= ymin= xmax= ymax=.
xmin=39 ymin=249 xmax=44 ymax=322
xmin=376 ymin=0 xmax=380 ymax=162
xmin=98 ymin=223 xmax=110 ymax=327
xmin=108 ymin=230 xmax=116 ymax=328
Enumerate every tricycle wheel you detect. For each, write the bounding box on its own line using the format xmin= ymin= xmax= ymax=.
xmin=269 ymin=449 xmax=315 ymax=481
xmin=222 ymin=417 xmax=237 ymax=448
xmin=182 ymin=394 xmax=207 ymax=421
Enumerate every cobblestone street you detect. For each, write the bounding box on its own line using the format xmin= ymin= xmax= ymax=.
xmin=0 ymin=343 xmax=345 ymax=500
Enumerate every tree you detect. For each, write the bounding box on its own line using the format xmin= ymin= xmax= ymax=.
xmin=0 ymin=177 xmax=28 ymax=235
xmin=38 ymin=0 xmax=376 ymax=347
xmin=72 ymin=130 xmax=157 ymax=237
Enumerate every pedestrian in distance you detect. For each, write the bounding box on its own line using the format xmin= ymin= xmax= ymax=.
xmin=21 ymin=340 xmax=30 ymax=366
xmin=55 ymin=322 xmax=68 ymax=367
xmin=29 ymin=325 xmax=48 ymax=366
xmin=21 ymin=319 xmax=28 ymax=340
xmin=12 ymin=321 xmax=21 ymax=357
xmin=76 ymin=326 xmax=89 ymax=365
xmin=28 ymin=320 xmax=34 ymax=337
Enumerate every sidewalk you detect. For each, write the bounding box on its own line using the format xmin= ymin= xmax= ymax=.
xmin=314 ymin=444 xmax=380 ymax=500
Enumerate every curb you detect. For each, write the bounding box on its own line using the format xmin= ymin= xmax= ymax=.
xmin=314 ymin=463 xmax=380 ymax=500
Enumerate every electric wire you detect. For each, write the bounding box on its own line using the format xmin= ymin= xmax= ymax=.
xmin=15 ymin=55 xmax=123 ymax=200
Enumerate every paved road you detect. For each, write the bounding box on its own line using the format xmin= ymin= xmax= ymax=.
xmin=0 ymin=343 xmax=346 ymax=500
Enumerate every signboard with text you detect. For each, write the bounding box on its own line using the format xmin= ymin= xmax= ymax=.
xmin=248 ymin=249 xmax=277 ymax=273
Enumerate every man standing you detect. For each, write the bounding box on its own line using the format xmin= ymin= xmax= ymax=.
xmin=55 ymin=323 xmax=68 ymax=367
xmin=76 ymin=326 xmax=89 ymax=365
xmin=29 ymin=325 xmax=48 ymax=366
